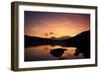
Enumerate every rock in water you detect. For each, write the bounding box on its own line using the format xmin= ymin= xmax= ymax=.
xmin=50 ymin=48 xmax=67 ymax=57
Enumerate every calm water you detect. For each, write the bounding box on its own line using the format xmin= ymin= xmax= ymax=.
xmin=25 ymin=45 xmax=84 ymax=61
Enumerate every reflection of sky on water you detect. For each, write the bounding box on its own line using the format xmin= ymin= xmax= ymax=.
xmin=25 ymin=45 xmax=84 ymax=61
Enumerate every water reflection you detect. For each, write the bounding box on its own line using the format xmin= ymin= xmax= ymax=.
xmin=25 ymin=45 xmax=84 ymax=61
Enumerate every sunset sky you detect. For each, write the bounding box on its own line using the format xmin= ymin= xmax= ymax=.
xmin=24 ymin=11 xmax=90 ymax=38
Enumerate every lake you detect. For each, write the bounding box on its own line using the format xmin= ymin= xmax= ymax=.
xmin=25 ymin=45 xmax=84 ymax=61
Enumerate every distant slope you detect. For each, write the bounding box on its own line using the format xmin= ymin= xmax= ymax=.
xmin=50 ymin=36 xmax=71 ymax=40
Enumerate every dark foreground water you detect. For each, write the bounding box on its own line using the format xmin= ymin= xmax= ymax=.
xmin=24 ymin=45 xmax=84 ymax=61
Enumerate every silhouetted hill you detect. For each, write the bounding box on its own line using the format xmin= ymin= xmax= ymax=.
xmin=25 ymin=31 xmax=90 ymax=47
xmin=62 ymin=31 xmax=90 ymax=58
xmin=25 ymin=35 xmax=57 ymax=47
xmin=62 ymin=31 xmax=90 ymax=46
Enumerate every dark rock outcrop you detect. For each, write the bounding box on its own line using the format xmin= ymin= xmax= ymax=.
xmin=50 ymin=48 xmax=67 ymax=57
